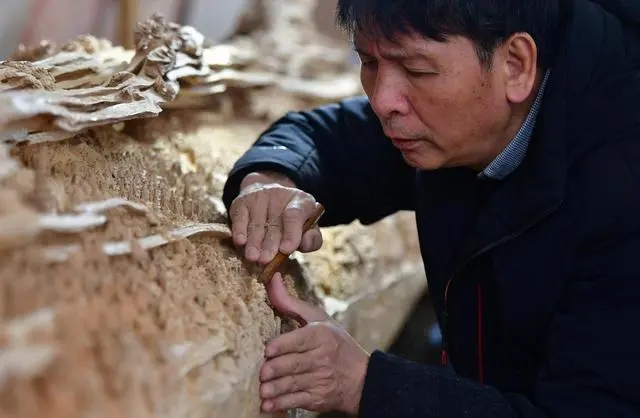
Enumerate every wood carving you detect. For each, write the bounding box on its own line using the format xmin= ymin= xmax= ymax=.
xmin=0 ymin=11 xmax=425 ymax=418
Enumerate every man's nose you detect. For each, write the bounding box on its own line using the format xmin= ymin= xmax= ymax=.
xmin=368 ymin=71 xmax=410 ymax=119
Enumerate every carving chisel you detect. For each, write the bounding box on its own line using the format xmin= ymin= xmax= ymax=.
xmin=258 ymin=204 xmax=325 ymax=284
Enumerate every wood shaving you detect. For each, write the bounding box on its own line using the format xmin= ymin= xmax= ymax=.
xmin=178 ymin=334 xmax=230 ymax=377
xmin=1 ymin=309 xmax=55 ymax=345
xmin=42 ymin=222 xmax=231 ymax=262
xmin=38 ymin=213 xmax=107 ymax=233
xmin=0 ymin=345 xmax=58 ymax=389
xmin=74 ymin=197 xmax=149 ymax=214
xmin=0 ymin=14 xmax=212 ymax=141
xmin=0 ymin=8 xmax=362 ymax=146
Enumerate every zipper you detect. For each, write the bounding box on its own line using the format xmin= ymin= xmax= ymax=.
xmin=477 ymin=283 xmax=484 ymax=383
xmin=439 ymin=202 xmax=562 ymax=371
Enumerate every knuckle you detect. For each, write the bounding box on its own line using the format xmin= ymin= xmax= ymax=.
xmin=267 ymin=362 xmax=280 ymax=378
xmin=295 ymin=337 xmax=307 ymax=352
xmin=288 ymin=376 xmax=302 ymax=392
xmin=320 ymin=353 xmax=333 ymax=367
xmin=290 ymin=357 xmax=300 ymax=374
xmin=316 ymin=324 xmax=334 ymax=342
xmin=293 ymin=357 xmax=305 ymax=374
xmin=310 ymin=398 xmax=326 ymax=411
xmin=289 ymin=192 xmax=316 ymax=209
xmin=316 ymin=366 xmax=333 ymax=382
xmin=264 ymin=223 xmax=282 ymax=238
xmin=272 ymin=379 xmax=286 ymax=395
xmin=274 ymin=376 xmax=297 ymax=396
xmin=247 ymin=221 xmax=265 ymax=233
xmin=282 ymin=206 xmax=304 ymax=222
xmin=273 ymin=358 xmax=289 ymax=375
xmin=229 ymin=200 xmax=245 ymax=217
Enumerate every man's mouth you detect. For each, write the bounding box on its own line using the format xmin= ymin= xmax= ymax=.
xmin=390 ymin=137 xmax=422 ymax=151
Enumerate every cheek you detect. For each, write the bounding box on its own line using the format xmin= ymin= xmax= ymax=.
xmin=359 ymin=69 xmax=375 ymax=97
xmin=409 ymin=80 xmax=462 ymax=134
xmin=411 ymin=76 xmax=491 ymax=132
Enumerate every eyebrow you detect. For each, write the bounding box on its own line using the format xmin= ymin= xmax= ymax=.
xmin=353 ymin=46 xmax=426 ymax=61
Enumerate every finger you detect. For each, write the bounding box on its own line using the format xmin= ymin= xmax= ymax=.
xmin=261 ymin=372 xmax=315 ymax=399
xmin=259 ymin=200 xmax=284 ymax=265
xmin=279 ymin=199 xmax=312 ymax=254
xmin=229 ymin=200 xmax=249 ymax=246
xmin=265 ymin=326 xmax=316 ymax=358
xmin=261 ymin=352 xmax=315 ymax=381
xmin=262 ymin=391 xmax=313 ymax=413
xmin=244 ymin=193 xmax=268 ymax=262
xmin=266 ymin=273 xmax=330 ymax=326
xmin=299 ymin=226 xmax=323 ymax=252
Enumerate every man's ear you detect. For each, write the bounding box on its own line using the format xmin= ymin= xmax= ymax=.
xmin=498 ymin=32 xmax=539 ymax=104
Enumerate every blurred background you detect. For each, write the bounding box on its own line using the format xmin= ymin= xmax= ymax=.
xmin=0 ymin=0 xmax=349 ymax=58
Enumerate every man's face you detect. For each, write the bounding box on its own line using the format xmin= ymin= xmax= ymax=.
xmin=355 ymin=32 xmax=529 ymax=171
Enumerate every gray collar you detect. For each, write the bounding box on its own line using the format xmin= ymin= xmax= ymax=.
xmin=480 ymin=69 xmax=551 ymax=180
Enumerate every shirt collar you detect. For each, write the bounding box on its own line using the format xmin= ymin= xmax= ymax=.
xmin=480 ymin=69 xmax=551 ymax=180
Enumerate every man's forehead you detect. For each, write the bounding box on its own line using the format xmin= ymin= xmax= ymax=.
xmin=353 ymin=33 xmax=433 ymax=59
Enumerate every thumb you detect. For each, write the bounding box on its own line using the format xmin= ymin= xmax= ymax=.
xmin=266 ymin=273 xmax=329 ymax=325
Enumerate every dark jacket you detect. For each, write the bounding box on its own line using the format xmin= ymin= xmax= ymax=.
xmin=222 ymin=0 xmax=640 ymax=416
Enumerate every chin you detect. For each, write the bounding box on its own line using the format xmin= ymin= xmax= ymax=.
xmin=401 ymin=152 xmax=445 ymax=170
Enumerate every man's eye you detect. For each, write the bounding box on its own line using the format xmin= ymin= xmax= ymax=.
xmin=405 ymin=68 xmax=436 ymax=77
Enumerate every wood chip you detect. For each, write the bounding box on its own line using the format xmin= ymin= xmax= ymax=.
xmin=74 ymin=198 xmax=149 ymax=214
xmin=38 ymin=213 xmax=108 ymax=233
xmin=0 ymin=345 xmax=57 ymax=389
xmin=42 ymin=222 xmax=231 ymax=262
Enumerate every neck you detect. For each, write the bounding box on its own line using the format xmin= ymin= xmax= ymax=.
xmin=475 ymin=69 xmax=546 ymax=171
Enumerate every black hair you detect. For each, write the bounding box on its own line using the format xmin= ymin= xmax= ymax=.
xmin=336 ymin=0 xmax=566 ymax=70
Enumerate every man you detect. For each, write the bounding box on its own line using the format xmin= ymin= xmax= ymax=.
xmin=222 ymin=0 xmax=640 ymax=416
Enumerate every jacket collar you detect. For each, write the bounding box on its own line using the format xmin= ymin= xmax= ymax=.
xmin=420 ymin=0 xmax=638 ymax=264
xmin=461 ymin=0 xmax=624 ymax=257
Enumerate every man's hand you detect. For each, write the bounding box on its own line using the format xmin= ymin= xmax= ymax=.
xmin=229 ymin=171 xmax=323 ymax=265
xmin=260 ymin=273 xmax=370 ymax=415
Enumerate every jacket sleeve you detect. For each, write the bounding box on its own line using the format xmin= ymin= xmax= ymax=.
xmin=359 ymin=230 xmax=640 ymax=418
xmin=221 ymin=96 xmax=415 ymax=227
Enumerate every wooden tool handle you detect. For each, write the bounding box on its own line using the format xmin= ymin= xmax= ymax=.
xmin=258 ymin=204 xmax=325 ymax=284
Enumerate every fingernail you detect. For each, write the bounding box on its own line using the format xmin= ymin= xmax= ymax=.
xmin=246 ymin=246 xmax=259 ymax=260
xmin=262 ymin=400 xmax=273 ymax=411
xmin=261 ymin=365 xmax=273 ymax=380
xmin=261 ymin=249 xmax=275 ymax=264
xmin=264 ymin=345 xmax=275 ymax=358
xmin=280 ymin=240 xmax=293 ymax=252
xmin=261 ymin=383 xmax=274 ymax=397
